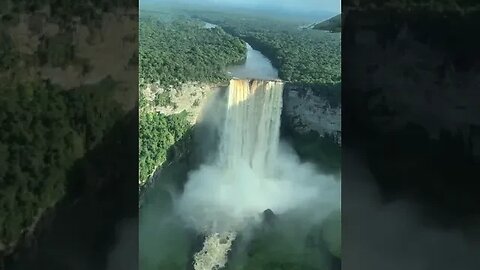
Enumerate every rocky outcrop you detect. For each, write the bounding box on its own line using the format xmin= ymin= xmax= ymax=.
xmin=262 ymin=209 xmax=277 ymax=228
xmin=283 ymin=83 xmax=341 ymax=144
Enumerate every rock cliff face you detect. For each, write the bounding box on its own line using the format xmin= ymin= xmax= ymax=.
xmin=143 ymin=82 xmax=223 ymax=124
xmin=149 ymin=81 xmax=342 ymax=145
xmin=283 ymin=83 xmax=341 ymax=144
xmin=138 ymin=82 xmax=223 ymax=198
xmin=140 ymin=80 xmax=342 ymax=191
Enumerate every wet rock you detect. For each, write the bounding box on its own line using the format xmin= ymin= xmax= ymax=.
xmin=262 ymin=208 xmax=277 ymax=227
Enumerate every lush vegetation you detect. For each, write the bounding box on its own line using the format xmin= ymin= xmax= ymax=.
xmin=0 ymin=0 xmax=131 ymax=251
xmin=138 ymin=7 xmax=341 ymax=270
xmin=313 ymin=14 xmax=341 ymax=33
xmin=189 ymin=11 xmax=341 ymax=86
xmin=139 ymin=111 xmax=192 ymax=186
xmin=1 ymin=0 xmax=137 ymax=30
xmin=139 ymin=14 xmax=246 ymax=89
xmin=0 ymin=77 xmax=122 ymax=245
xmin=138 ymin=13 xmax=249 ymax=186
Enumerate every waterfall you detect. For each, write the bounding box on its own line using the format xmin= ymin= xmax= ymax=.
xmin=180 ymin=78 xmax=339 ymax=270
xmin=192 ymin=79 xmax=284 ymax=270
xmin=219 ymin=79 xmax=284 ymax=176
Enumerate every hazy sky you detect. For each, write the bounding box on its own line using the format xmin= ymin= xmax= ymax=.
xmin=206 ymin=0 xmax=340 ymax=13
xmin=143 ymin=0 xmax=340 ymax=14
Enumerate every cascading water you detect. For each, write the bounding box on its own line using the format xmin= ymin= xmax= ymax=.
xmin=219 ymin=79 xmax=283 ymax=176
xmin=186 ymin=79 xmax=284 ymax=270
xmin=176 ymin=79 xmax=339 ymax=270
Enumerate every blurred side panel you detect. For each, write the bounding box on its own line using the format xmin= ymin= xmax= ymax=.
xmin=342 ymin=1 xmax=480 ymax=269
xmin=0 ymin=1 xmax=139 ymax=269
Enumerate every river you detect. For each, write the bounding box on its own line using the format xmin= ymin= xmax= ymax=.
xmin=227 ymin=43 xmax=279 ymax=80
xmin=203 ymin=22 xmax=279 ymax=80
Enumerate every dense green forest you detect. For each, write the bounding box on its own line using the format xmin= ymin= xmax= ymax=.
xmin=138 ymin=13 xmax=249 ymax=186
xmin=0 ymin=0 xmax=134 ymax=250
xmin=189 ymin=11 xmax=341 ymax=86
xmin=138 ymin=8 xmax=341 ymax=270
xmin=0 ymin=77 xmax=122 ymax=245
xmin=139 ymin=111 xmax=192 ymax=186
xmin=313 ymin=14 xmax=341 ymax=32
xmin=139 ymin=14 xmax=246 ymax=89
xmin=1 ymin=0 xmax=136 ymax=25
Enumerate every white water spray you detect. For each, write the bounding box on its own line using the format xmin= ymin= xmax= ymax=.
xmin=175 ymin=79 xmax=340 ymax=270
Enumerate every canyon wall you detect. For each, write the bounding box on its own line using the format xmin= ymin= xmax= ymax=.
xmin=142 ymin=82 xmax=223 ymax=124
xmin=147 ymin=81 xmax=342 ymax=145
xmin=283 ymin=83 xmax=341 ymax=144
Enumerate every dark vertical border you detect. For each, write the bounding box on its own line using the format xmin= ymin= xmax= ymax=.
xmin=1 ymin=1 xmax=139 ymax=269
xmin=342 ymin=1 xmax=480 ymax=269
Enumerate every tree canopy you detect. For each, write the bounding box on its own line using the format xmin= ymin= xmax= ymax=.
xmin=139 ymin=15 xmax=246 ymax=89
xmin=139 ymin=110 xmax=192 ymax=186
xmin=0 ymin=77 xmax=122 ymax=244
xmin=138 ymin=13 xmax=250 ymax=186
xmin=190 ymin=11 xmax=341 ymax=86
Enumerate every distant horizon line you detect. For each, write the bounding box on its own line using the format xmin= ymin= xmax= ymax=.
xmin=140 ymin=0 xmax=340 ymax=15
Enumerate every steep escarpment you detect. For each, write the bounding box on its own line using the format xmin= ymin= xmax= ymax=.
xmin=281 ymin=83 xmax=341 ymax=173
xmin=283 ymin=83 xmax=341 ymax=144
xmin=138 ymin=81 xmax=224 ymax=194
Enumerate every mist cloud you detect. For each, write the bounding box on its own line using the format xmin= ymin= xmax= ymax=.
xmin=173 ymin=83 xmax=340 ymax=235
xmin=174 ymin=141 xmax=340 ymax=233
